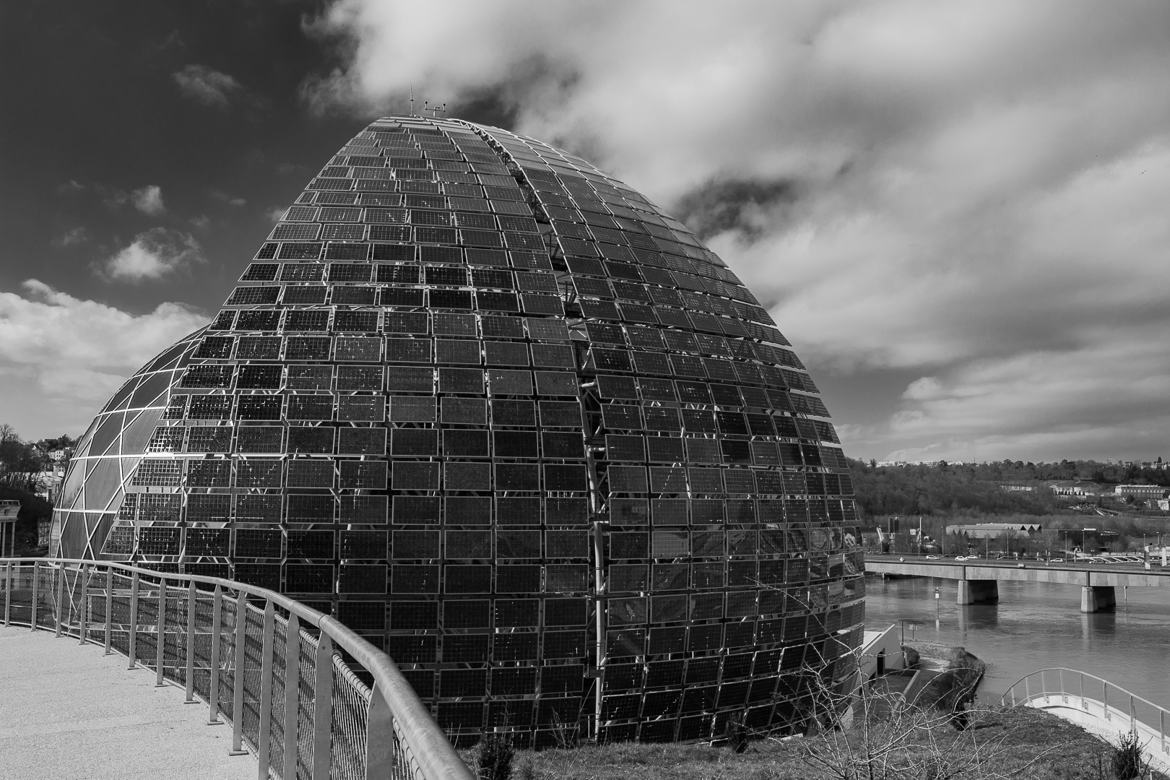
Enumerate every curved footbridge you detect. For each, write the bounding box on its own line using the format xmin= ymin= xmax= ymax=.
xmin=0 ymin=558 xmax=474 ymax=780
xmin=1003 ymin=668 xmax=1170 ymax=776
xmin=866 ymin=556 xmax=1170 ymax=612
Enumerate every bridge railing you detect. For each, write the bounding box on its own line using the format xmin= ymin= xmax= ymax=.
xmin=0 ymin=558 xmax=473 ymax=780
xmin=1002 ymin=667 xmax=1169 ymax=758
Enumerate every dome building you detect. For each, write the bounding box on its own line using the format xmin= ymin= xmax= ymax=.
xmin=52 ymin=117 xmax=865 ymax=745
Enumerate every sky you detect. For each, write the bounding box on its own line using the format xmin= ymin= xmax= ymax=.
xmin=2 ymin=0 xmax=1169 ymax=464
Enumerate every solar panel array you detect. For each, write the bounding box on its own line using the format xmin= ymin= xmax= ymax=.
xmin=53 ymin=117 xmax=865 ymax=746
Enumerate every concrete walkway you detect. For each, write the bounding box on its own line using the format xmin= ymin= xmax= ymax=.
xmin=0 ymin=625 xmax=256 ymax=780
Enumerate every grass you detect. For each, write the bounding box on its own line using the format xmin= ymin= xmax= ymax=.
xmin=464 ymin=707 xmax=1167 ymax=780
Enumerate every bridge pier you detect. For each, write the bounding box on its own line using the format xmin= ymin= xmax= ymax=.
xmin=957 ymin=579 xmax=998 ymax=605
xmin=1080 ymin=585 xmax=1116 ymax=613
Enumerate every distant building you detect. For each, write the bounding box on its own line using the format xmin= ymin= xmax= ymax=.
xmin=999 ymin=482 xmax=1035 ymax=493
xmin=946 ymin=522 xmax=1042 ymax=539
xmin=1115 ymin=484 xmax=1168 ymax=499
xmin=1048 ymin=480 xmax=1103 ymax=498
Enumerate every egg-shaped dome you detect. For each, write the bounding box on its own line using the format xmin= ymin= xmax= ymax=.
xmin=53 ymin=117 xmax=865 ymax=746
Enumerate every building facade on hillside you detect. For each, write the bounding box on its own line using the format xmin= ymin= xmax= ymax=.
xmin=1047 ymin=480 xmax=1103 ymax=498
xmin=1114 ymin=484 xmax=1168 ymax=500
xmin=51 ymin=117 xmax=864 ymax=745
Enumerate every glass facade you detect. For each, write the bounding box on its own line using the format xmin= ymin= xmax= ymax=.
xmin=52 ymin=117 xmax=865 ymax=745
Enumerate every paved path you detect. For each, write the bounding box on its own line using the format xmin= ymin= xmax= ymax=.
xmin=0 ymin=625 xmax=256 ymax=780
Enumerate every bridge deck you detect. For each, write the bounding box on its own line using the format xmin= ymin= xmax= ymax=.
xmin=0 ymin=626 xmax=255 ymax=780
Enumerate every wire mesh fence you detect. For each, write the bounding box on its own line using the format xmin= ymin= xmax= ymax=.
xmin=0 ymin=558 xmax=472 ymax=780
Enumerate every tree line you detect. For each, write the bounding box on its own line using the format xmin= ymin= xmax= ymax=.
xmin=847 ymin=458 xmax=1169 ymax=519
xmin=0 ymin=424 xmax=77 ymax=493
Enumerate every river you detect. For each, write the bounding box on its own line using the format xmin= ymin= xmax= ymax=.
xmin=863 ymin=574 xmax=1170 ymax=707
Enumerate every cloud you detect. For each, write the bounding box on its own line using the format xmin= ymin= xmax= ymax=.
xmin=0 ymin=280 xmax=206 ymax=425
xmin=131 ymin=184 xmax=165 ymax=215
xmin=58 ymin=180 xmax=170 ymax=215
xmin=102 ymin=228 xmax=205 ymax=282
xmin=54 ymin=227 xmax=89 ymax=247
xmin=211 ymin=190 xmax=247 ymax=207
xmin=173 ymin=64 xmax=245 ymax=108
xmin=302 ymin=1 xmax=1170 ymax=461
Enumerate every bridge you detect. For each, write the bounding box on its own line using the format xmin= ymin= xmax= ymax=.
xmin=865 ymin=554 xmax=1170 ymax=612
xmin=0 ymin=557 xmax=474 ymax=780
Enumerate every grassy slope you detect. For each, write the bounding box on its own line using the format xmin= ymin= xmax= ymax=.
xmin=470 ymin=708 xmax=1166 ymax=780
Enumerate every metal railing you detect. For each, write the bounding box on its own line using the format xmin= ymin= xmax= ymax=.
xmin=1002 ymin=667 xmax=1170 ymax=767
xmin=0 ymin=558 xmax=474 ymax=780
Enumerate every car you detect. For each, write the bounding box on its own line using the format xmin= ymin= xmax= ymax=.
xmin=954 ymin=555 xmax=967 ymax=561
xmin=1049 ymin=557 xmax=1064 ymax=563
xmin=925 ymin=554 xmax=941 ymax=560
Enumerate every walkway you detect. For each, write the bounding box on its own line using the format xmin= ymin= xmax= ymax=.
xmin=0 ymin=625 xmax=256 ymax=780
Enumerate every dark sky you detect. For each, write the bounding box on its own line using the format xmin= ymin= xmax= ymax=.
xmin=3 ymin=1 xmax=1170 ymax=464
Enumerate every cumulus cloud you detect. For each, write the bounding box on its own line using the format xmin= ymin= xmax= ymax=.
xmin=303 ymin=0 xmax=1170 ymax=461
xmin=131 ymin=184 xmax=166 ymax=215
xmin=102 ymin=228 xmax=205 ymax=282
xmin=0 ymin=280 xmax=206 ymax=430
xmin=173 ymin=64 xmax=245 ymax=108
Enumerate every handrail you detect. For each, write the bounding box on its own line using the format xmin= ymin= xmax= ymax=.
xmin=1001 ymin=666 xmax=1170 ymax=769
xmin=0 ymin=557 xmax=474 ymax=780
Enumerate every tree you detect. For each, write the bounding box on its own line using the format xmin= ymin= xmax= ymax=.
xmin=787 ymin=648 xmax=1062 ymax=780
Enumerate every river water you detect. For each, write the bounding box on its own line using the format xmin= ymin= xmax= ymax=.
xmin=863 ymin=574 xmax=1170 ymax=707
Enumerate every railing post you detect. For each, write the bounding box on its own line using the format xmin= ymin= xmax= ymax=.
xmin=54 ymin=560 xmax=65 ymax=636
xmin=3 ymin=560 xmax=11 ymax=626
xmin=127 ymin=571 xmax=140 ymax=669
xmin=283 ymin=613 xmax=301 ymax=780
xmin=365 ymin=685 xmax=394 ymax=780
xmin=30 ymin=560 xmax=39 ymax=630
xmin=78 ymin=563 xmax=89 ymax=644
xmin=185 ymin=581 xmax=197 ymax=703
xmin=312 ymin=632 xmax=335 ymax=780
xmin=208 ymin=585 xmax=223 ymax=725
xmin=257 ymin=600 xmax=276 ymax=778
xmin=230 ymin=593 xmax=248 ymax=756
xmin=104 ymin=567 xmax=114 ymax=654
xmin=156 ymin=580 xmax=167 ymax=687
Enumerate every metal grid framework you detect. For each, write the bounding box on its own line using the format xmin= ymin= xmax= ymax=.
xmin=0 ymin=557 xmax=472 ymax=780
xmin=52 ymin=117 xmax=866 ymax=745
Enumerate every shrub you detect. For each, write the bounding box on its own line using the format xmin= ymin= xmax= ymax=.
xmin=476 ymin=733 xmax=514 ymax=780
xmin=1111 ymin=729 xmax=1144 ymax=780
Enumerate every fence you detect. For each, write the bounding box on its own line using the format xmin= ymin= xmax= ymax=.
xmin=0 ymin=557 xmax=473 ymax=780
xmin=1002 ymin=667 xmax=1170 ymax=773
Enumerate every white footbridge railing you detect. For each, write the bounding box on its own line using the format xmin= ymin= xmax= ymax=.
xmin=1 ymin=557 xmax=474 ymax=780
xmin=1002 ymin=667 xmax=1170 ymax=775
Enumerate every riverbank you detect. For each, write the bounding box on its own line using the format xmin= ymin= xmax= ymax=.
xmin=484 ymin=707 xmax=1166 ymax=779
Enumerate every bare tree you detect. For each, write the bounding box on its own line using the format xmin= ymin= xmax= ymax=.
xmin=784 ymin=649 xmax=1064 ymax=780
